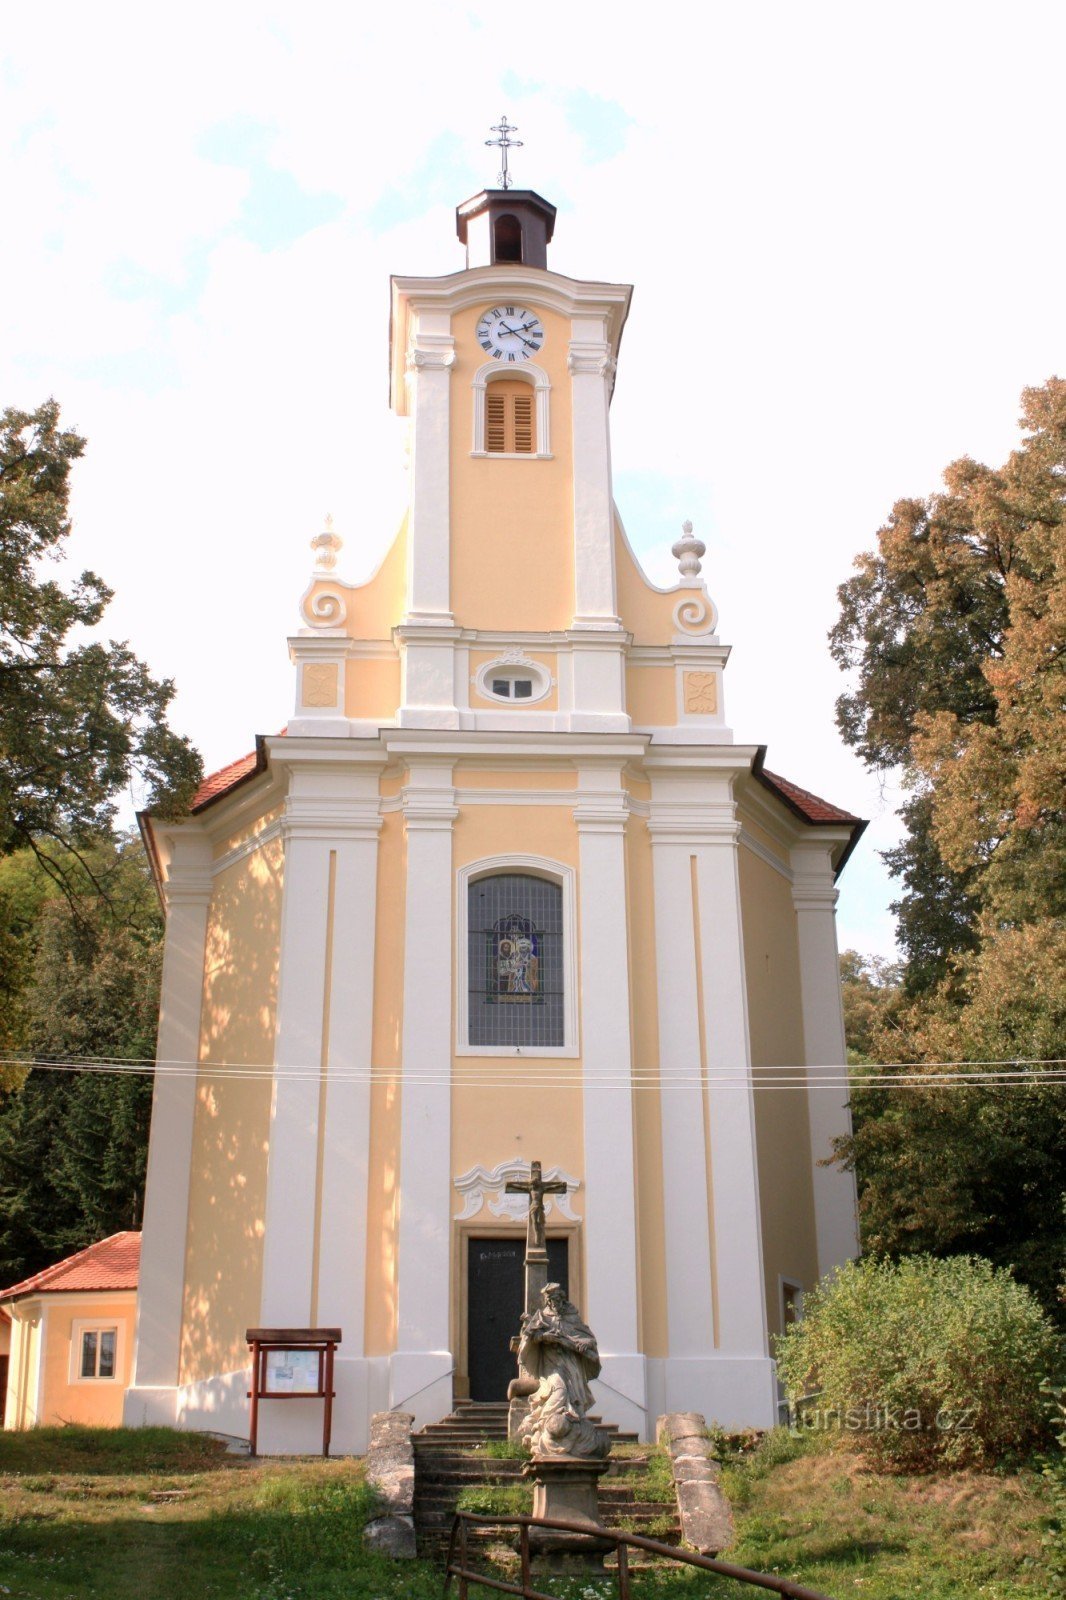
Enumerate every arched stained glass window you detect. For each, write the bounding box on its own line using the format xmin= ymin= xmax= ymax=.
xmin=467 ymin=874 xmax=564 ymax=1048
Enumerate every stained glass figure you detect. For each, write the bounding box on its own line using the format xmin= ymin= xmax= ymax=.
xmin=492 ymin=913 xmax=540 ymax=1002
xmin=468 ymin=874 xmax=564 ymax=1047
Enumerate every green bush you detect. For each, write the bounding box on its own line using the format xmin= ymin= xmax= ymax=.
xmin=774 ymin=1255 xmax=1061 ymax=1471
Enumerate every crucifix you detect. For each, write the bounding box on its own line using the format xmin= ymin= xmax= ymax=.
xmin=485 ymin=115 xmax=523 ymax=191
xmin=506 ymin=1159 xmax=567 ymax=1315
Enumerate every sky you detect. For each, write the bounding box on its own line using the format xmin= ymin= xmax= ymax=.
xmin=3 ymin=1 xmax=1064 ymax=959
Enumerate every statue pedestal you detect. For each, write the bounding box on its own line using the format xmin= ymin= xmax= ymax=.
xmin=507 ymin=1396 xmax=531 ymax=1439
xmin=521 ymin=1459 xmax=613 ymax=1569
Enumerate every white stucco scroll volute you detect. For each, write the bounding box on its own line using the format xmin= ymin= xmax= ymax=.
xmin=453 ymin=1160 xmax=581 ymax=1223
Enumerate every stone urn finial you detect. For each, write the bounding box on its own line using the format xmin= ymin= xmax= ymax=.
xmin=311 ymin=515 xmax=342 ymax=573
xmin=672 ymin=519 xmax=706 ymax=580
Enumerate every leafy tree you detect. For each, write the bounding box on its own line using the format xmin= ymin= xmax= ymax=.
xmin=0 ymin=399 xmax=201 ymax=895
xmin=830 ymin=378 xmax=1066 ymax=1315
xmin=830 ymin=377 xmax=1065 ymax=981
xmin=0 ymin=835 xmax=162 ymax=1282
xmin=839 ymin=950 xmax=903 ymax=1063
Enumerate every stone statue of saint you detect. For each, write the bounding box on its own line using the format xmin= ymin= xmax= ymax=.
xmin=517 ymin=1283 xmax=609 ymax=1460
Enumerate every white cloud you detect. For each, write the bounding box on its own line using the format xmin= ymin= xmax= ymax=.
xmin=3 ymin=0 xmax=1064 ymax=957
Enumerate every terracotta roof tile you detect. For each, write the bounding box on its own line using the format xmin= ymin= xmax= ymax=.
xmin=757 ymin=768 xmax=862 ymax=826
xmin=191 ymin=749 xmax=261 ymax=810
xmin=0 ymin=1232 xmax=140 ymax=1302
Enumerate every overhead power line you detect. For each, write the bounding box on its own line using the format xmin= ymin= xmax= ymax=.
xmin=1 ymin=1054 xmax=1063 ymax=1092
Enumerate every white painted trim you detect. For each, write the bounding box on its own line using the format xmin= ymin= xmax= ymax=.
xmin=69 ymin=1317 xmax=125 ymax=1384
xmin=574 ymin=766 xmax=643 ymax=1407
xmin=470 ymin=360 xmax=551 ymax=458
xmin=472 ymin=652 xmax=554 ymax=706
xmin=456 ymin=854 xmax=579 ymax=1057
xmin=790 ymin=839 xmax=861 ymax=1275
xmin=738 ymin=826 xmax=793 ymax=882
xmin=391 ymin=268 xmax=632 ymax=415
xmin=393 ymin=763 xmax=457 ymax=1387
xmin=453 ymin=789 xmax=576 ymax=807
xmin=453 ymin=1160 xmax=582 ymax=1223
xmin=211 ymin=818 xmax=284 ymax=878
xmin=404 ymin=317 xmax=455 ymax=622
xmin=128 ymin=829 xmax=212 ymax=1396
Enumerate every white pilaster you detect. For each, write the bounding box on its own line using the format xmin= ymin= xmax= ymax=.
xmin=568 ymin=325 xmax=620 ymax=628
xmin=258 ymin=755 xmax=384 ymax=1453
xmin=124 ymin=827 xmax=213 ymax=1428
xmin=574 ymin=765 xmax=647 ymax=1436
xmin=647 ymin=764 xmax=776 ymax=1428
xmin=791 ymin=838 xmax=860 ymax=1276
xmin=390 ymin=761 xmax=458 ymax=1427
xmin=404 ymin=321 xmax=455 ymax=625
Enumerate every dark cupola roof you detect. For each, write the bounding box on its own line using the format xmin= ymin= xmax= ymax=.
xmin=456 ymin=189 xmax=557 ymax=271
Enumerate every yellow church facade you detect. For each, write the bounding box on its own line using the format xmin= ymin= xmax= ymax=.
xmin=126 ymin=188 xmax=863 ymax=1453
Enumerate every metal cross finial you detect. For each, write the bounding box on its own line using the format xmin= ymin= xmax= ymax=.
xmin=486 ymin=115 xmax=523 ymax=190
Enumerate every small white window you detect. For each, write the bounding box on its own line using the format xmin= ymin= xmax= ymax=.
xmin=490 ymin=676 xmax=534 ymax=700
xmin=473 ymin=655 xmax=553 ymax=706
xmin=72 ymin=1321 xmax=121 ymax=1381
xmin=471 ymin=362 xmax=551 ymax=459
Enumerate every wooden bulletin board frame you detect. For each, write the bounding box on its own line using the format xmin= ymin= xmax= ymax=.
xmin=245 ymin=1327 xmax=341 ymax=1457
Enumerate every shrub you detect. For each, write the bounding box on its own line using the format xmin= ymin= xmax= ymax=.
xmin=775 ymin=1255 xmax=1061 ymax=1470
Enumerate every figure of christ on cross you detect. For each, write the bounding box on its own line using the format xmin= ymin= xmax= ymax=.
xmin=505 ymin=1162 xmax=570 ymax=1404
xmin=506 ymin=1160 xmax=568 ymax=1257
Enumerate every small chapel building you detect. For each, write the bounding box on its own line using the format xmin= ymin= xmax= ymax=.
xmin=125 ymin=182 xmax=864 ymax=1454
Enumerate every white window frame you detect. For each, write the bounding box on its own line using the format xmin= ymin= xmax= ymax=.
xmin=470 ymin=361 xmax=552 ymax=459
xmin=472 ymin=654 xmax=554 ymax=706
xmin=70 ymin=1318 xmax=124 ymax=1383
xmin=456 ymin=855 xmax=578 ymax=1058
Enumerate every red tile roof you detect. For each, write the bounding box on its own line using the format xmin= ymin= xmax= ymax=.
xmin=0 ymin=1232 xmax=140 ymax=1302
xmin=758 ymin=768 xmax=861 ymax=826
xmin=191 ymin=747 xmax=262 ymax=810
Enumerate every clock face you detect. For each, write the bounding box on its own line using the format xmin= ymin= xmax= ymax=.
xmin=476 ymin=305 xmax=544 ymax=363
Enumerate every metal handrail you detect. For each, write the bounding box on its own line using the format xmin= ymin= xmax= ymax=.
xmin=443 ymin=1511 xmax=836 ymax=1600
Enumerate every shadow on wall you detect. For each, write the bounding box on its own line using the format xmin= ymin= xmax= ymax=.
xmin=179 ymin=838 xmax=283 ymax=1391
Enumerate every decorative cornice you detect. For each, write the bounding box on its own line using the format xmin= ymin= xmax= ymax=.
xmin=568 ymin=341 xmax=615 ymax=377
xmin=401 ymin=783 xmax=459 ymax=829
xmin=453 ymin=1160 xmax=581 ymax=1224
xmin=406 ymin=340 xmax=456 ymax=372
xmin=738 ymin=826 xmax=793 ymax=883
xmin=211 ymin=818 xmax=285 ymax=877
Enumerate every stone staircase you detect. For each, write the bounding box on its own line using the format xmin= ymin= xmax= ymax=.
xmin=413 ymin=1402 xmax=680 ymax=1561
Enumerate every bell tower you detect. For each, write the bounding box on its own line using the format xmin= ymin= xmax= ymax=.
xmin=383 ymin=123 xmax=634 ymax=733
xmin=456 ymin=188 xmax=557 ymax=270
xmin=456 ymin=117 xmax=557 ymax=272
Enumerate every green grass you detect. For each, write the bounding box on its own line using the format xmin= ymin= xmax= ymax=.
xmin=471 ymin=1438 xmax=530 ymax=1460
xmin=0 ymin=1425 xmax=1058 ymax=1600
xmin=455 ymin=1479 xmax=533 ymax=1517
xmin=0 ymin=1426 xmax=442 ymax=1600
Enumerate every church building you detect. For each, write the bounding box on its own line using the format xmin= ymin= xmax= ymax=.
xmin=125 ymin=168 xmax=864 ymax=1454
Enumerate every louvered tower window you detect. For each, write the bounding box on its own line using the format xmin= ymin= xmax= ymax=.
xmin=485 ymin=380 xmax=535 ymax=454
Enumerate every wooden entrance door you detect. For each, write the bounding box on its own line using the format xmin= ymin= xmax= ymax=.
xmin=466 ymin=1236 xmax=569 ymax=1402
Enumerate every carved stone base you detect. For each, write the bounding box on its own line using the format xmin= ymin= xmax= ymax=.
xmin=521 ymin=1459 xmax=613 ymax=1568
xmin=508 ymin=1397 xmax=531 ymax=1440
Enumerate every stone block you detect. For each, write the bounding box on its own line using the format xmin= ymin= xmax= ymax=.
xmin=364 ymin=1513 xmax=417 ymax=1559
xmin=675 ymin=1478 xmax=734 ymax=1554
xmin=656 ymin=1411 xmax=706 ymax=1446
xmin=657 ymin=1411 xmax=733 ymax=1556
xmin=364 ymin=1410 xmax=416 ymax=1557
